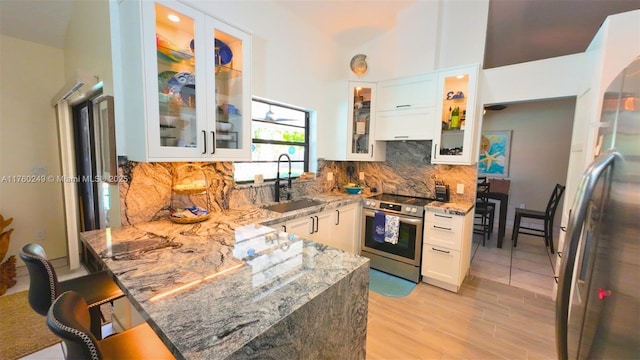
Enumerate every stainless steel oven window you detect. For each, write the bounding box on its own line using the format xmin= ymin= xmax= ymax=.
xmin=361 ymin=209 xmax=423 ymax=266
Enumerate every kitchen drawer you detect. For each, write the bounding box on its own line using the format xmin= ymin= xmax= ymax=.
xmin=421 ymin=245 xmax=460 ymax=284
xmin=424 ymin=212 xmax=464 ymax=250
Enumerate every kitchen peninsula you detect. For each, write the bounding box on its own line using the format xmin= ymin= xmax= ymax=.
xmin=80 ymin=206 xmax=369 ymax=360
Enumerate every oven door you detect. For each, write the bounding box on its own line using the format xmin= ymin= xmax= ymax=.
xmin=361 ymin=209 xmax=423 ymax=266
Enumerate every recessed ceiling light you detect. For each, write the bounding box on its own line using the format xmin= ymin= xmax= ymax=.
xmin=168 ymin=14 xmax=180 ymax=22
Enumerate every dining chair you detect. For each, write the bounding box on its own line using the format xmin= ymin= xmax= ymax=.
xmin=473 ymin=182 xmax=493 ymax=246
xmin=476 ymin=177 xmax=495 ymax=234
xmin=511 ymin=184 xmax=566 ymax=254
xmin=47 ymin=290 xmax=175 ymax=360
xmin=19 ymin=243 xmax=124 ymax=339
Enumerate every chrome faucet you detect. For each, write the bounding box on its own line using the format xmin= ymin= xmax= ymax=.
xmin=274 ymin=153 xmax=292 ymax=202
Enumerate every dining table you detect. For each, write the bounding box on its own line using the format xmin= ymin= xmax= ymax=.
xmin=80 ymin=206 xmax=369 ymax=360
xmin=486 ymin=191 xmax=509 ymax=248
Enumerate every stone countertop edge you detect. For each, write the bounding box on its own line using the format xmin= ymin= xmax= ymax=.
xmin=425 ymin=201 xmax=474 ymax=215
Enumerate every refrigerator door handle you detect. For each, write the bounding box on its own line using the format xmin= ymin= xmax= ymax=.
xmin=556 ymin=150 xmax=621 ymax=360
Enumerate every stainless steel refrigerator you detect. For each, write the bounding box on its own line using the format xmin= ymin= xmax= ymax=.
xmin=556 ymin=56 xmax=640 ymax=359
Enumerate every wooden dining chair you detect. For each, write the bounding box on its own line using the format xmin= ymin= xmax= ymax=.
xmin=511 ymin=184 xmax=566 ymax=254
xmin=47 ymin=290 xmax=175 ymax=360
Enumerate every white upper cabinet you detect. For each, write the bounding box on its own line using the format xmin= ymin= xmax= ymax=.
xmin=375 ymin=74 xmax=437 ymax=141
xmin=346 ymin=81 xmax=385 ymax=161
xmin=116 ymin=0 xmax=251 ymax=162
xmin=431 ymin=64 xmax=480 ymax=165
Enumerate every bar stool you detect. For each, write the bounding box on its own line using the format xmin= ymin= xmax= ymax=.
xmin=20 ymin=243 xmax=124 ymax=339
xmin=47 ymin=291 xmax=175 ymax=360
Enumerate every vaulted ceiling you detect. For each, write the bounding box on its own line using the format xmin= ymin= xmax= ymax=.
xmin=1 ymin=0 xmax=637 ymax=69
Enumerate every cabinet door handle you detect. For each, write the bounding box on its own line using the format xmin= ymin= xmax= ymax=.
xmin=370 ymin=145 xmax=374 ymax=158
xmin=435 ymin=214 xmax=452 ymax=219
xmin=433 ymin=225 xmax=452 ymax=231
xmin=202 ymin=130 xmax=207 ymax=154
xmin=335 ymin=210 xmax=340 ymax=225
xmin=282 ymin=225 xmax=286 ymax=232
xmin=211 ymin=131 xmax=216 ymax=154
xmin=394 ymin=136 xmax=409 ymax=139
xmin=433 ymin=143 xmax=437 ymax=159
xmin=432 ymin=247 xmax=450 ymax=254
xmin=396 ymin=104 xmax=411 ymax=108
xmin=309 ymin=217 xmax=314 ymax=234
xmin=314 ymin=216 xmax=319 ymax=233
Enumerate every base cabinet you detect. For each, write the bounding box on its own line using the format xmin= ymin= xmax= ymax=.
xmin=326 ymin=203 xmax=360 ymax=253
xmin=267 ymin=203 xmax=360 ymax=254
xmin=421 ymin=210 xmax=473 ymax=292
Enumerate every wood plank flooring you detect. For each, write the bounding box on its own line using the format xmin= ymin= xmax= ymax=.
xmin=366 ymin=275 xmax=557 ymax=359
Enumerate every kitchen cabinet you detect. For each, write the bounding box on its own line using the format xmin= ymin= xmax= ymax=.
xmin=421 ymin=210 xmax=473 ymax=293
xmin=375 ymin=74 xmax=437 ymax=140
xmin=116 ymin=0 xmax=251 ymax=162
xmin=346 ymin=82 xmax=385 ymax=161
xmin=327 ymin=203 xmax=360 ymax=253
xmin=431 ymin=64 xmax=480 ymax=165
xmin=268 ymin=203 xmax=360 ymax=254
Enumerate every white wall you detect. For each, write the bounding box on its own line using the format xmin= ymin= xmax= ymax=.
xmin=482 ymin=54 xmax=585 ymax=106
xmin=437 ymin=0 xmax=489 ymax=69
xmin=64 ymin=0 xmax=114 ymax=95
xmin=481 ymin=98 xmax=575 ymax=228
xmin=0 ymin=35 xmax=67 ymax=260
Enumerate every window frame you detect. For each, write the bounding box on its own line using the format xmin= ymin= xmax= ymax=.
xmin=234 ymin=98 xmax=310 ymax=184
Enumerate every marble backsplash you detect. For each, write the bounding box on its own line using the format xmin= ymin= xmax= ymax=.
xmin=317 ymin=141 xmax=476 ymax=203
xmin=119 ymin=141 xmax=476 ymax=225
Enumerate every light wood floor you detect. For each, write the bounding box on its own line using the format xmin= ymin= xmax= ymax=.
xmin=366 ymin=275 xmax=556 ymax=360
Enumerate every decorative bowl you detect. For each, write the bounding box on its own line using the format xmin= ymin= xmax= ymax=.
xmin=344 ymin=185 xmax=364 ymax=195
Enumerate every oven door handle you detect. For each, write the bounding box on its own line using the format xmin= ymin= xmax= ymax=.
xmin=362 ymin=209 xmax=423 ymax=225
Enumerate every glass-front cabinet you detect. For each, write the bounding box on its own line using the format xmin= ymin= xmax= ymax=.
xmin=346 ymin=82 xmax=385 ymax=161
xmin=117 ymin=0 xmax=251 ymax=161
xmin=431 ymin=64 xmax=480 ymax=165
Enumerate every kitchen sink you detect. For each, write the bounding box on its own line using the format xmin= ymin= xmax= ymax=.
xmin=261 ymin=198 xmax=323 ymax=213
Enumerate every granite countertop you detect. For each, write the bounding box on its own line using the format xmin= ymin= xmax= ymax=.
xmin=80 ymin=194 xmax=369 ymax=359
xmin=254 ymin=192 xmax=369 ymax=225
xmin=425 ymin=200 xmax=474 ymax=216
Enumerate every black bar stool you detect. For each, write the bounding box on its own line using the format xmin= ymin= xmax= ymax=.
xmin=47 ymin=290 xmax=175 ymax=360
xmin=20 ymin=243 xmax=125 ymax=339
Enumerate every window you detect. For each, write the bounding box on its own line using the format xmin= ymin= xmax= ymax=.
xmin=234 ymin=99 xmax=309 ymax=183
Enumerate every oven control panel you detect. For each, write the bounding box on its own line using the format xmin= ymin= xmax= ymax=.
xmin=363 ymin=200 xmax=424 ymax=217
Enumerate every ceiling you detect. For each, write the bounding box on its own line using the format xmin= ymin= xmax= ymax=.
xmin=0 ymin=0 xmax=637 ymax=68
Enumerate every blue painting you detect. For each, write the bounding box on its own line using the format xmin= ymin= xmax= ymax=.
xmin=478 ymin=130 xmax=511 ymax=178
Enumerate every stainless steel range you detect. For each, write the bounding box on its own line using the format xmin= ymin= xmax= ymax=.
xmin=361 ymin=194 xmax=434 ymax=283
